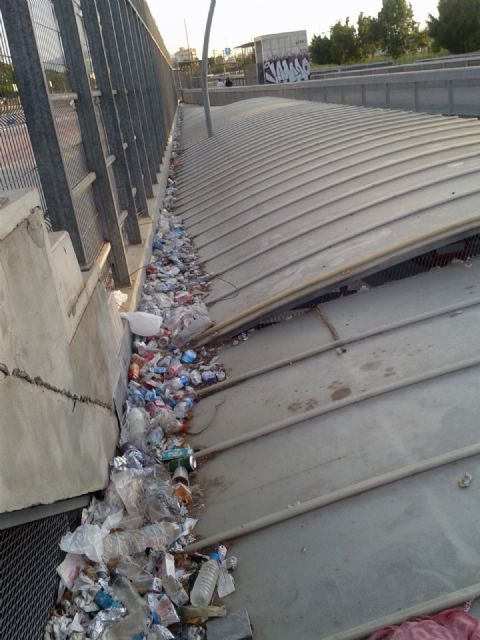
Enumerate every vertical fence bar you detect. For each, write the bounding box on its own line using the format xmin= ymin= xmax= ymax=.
xmin=95 ymin=0 xmax=149 ymax=217
xmin=81 ymin=0 xmax=141 ymax=245
xmin=146 ymin=22 xmax=169 ymax=152
xmin=121 ymin=1 xmax=157 ymax=180
xmin=110 ymin=0 xmax=153 ymax=198
xmin=151 ymin=44 xmax=167 ymax=149
xmin=0 ymin=0 xmax=86 ymax=262
xmin=135 ymin=17 xmax=163 ymax=162
xmin=53 ymin=0 xmax=130 ymax=286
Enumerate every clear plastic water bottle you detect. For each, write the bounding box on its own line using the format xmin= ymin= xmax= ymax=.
xmin=190 ymin=553 xmax=221 ymax=607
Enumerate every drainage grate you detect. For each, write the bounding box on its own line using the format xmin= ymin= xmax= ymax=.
xmin=0 ymin=508 xmax=82 ymax=640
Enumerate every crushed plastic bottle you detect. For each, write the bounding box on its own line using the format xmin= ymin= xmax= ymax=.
xmin=108 ymin=575 xmax=150 ymax=640
xmin=190 ymin=553 xmax=221 ymax=607
xmin=124 ymin=408 xmax=149 ymax=448
xmin=181 ymin=349 xmax=197 ymax=363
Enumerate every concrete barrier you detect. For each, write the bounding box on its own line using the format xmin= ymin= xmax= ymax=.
xmin=182 ymin=66 xmax=480 ymax=117
xmin=0 ymin=189 xmax=121 ymax=512
xmin=309 ymin=54 xmax=480 ymax=80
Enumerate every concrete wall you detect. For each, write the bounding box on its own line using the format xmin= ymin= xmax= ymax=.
xmin=0 ymin=189 xmax=123 ymax=513
xmin=182 ymin=66 xmax=480 ymax=117
xmin=309 ymin=53 xmax=480 ymax=80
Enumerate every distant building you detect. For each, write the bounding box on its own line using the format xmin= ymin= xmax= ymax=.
xmin=172 ymin=47 xmax=197 ymax=65
xmin=253 ymin=31 xmax=310 ymax=84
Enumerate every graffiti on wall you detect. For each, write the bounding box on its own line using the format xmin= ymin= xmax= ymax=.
xmin=264 ymin=53 xmax=310 ymax=84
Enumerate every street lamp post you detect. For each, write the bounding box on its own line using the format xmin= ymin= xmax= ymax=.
xmin=201 ymin=0 xmax=216 ymax=138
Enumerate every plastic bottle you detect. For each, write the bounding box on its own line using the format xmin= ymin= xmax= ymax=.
xmin=190 ymin=370 xmax=202 ymax=386
xmin=110 ymin=574 xmax=148 ymax=610
xmin=190 ymin=553 xmax=221 ymax=607
xmin=108 ymin=575 xmax=149 ymax=640
xmin=174 ymin=398 xmax=194 ymax=419
xmin=150 ymin=407 xmax=181 ymax=432
xmin=181 ymin=349 xmax=197 ymax=364
xmin=125 ymin=408 xmax=149 ymax=447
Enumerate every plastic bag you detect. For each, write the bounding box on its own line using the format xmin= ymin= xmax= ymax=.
xmin=56 ymin=553 xmax=86 ymax=590
xmin=112 ymin=290 xmax=128 ymax=309
xmin=148 ymin=625 xmax=175 ymax=639
xmin=369 ymin=608 xmax=480 ymax=640
xmin=71 ymin=573 xmax=99 ymax=612
xmin=165 ymin=302 xmax=211 ymax=345
xmin=111 ymin=469 xmax=146 ymax=518
xmin=60 ymin=524 xmax=106 ymax=562
xmin=144 ymin=476 xmax=183 ymax=523
xmin=120 ymin=312 xmax=163 ymax=337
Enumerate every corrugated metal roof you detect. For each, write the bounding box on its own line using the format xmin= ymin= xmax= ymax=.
xmin=177 ymin=99 xmax=480 ymax=341
xmin=187 ymin=257 xmax=480 ymax=639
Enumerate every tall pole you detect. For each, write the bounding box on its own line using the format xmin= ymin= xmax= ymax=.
xmin=184 ymin=18 xmax=193 ymax=79
xmin=201 ymin=0 xmax=216 ymax=138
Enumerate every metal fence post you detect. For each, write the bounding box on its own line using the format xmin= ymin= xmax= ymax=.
xmin=152 ymin=47 xmax=168 ymax=148
xmin=120 ymin=1 xmax=158 ymax=180
xmin=133 ymin=17 xmax=163 ymax=161
xmin=95 ymin=0 xmax=149 ymax=216
xmin=143 ymin=23 xmax=168 ymax=152
xmin=0 ymin=0 xmax=86 ymax=263
xmin=81 ymin=0 xmax=141 ymax=245
xmin=109 ymin=0 xmax=153 ymax=198
xmin=53 ymin=0 xmax=130 ymax=287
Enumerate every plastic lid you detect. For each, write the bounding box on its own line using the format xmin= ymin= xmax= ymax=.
xmin=209 ymin=552 xmax=221 ymax=561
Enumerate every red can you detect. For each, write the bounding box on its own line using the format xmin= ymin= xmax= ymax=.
xmin=128 ymin=362 xmax=140 ymax=381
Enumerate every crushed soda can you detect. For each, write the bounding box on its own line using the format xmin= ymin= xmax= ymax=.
xmin=159 ymin=447 xmax=194 ymax=461
xmin=172 ymin=466 xmax=189 ymax=485
xmin=201 ymin=370 xmax=217 ymax=384
xmin=168 ymin=455 xmax=197 ymax=473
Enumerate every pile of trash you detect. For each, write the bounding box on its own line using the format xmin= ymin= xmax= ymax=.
xmin=44 ymin=116 xmax=240 ymax=640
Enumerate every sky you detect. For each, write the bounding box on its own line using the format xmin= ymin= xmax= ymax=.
xmin=150 ymin=0 xmax=440 ymax=57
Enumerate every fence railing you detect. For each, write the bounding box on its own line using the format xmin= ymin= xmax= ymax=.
xmin=0 ymin=0 xmax=177 ymax=285
xmin=182 ymin=66 xmax=480 ymax=119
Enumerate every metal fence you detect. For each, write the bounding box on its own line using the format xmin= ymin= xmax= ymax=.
xmin=0 ymin=0 xmax=177 ymax=284
xmin=0 ymin=507 xmax=83 ymax=640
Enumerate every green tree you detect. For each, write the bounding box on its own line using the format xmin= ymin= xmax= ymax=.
xmin=329 ymin=18 xmax=361 ymax=64
xmin=378 ymin=0 xmax=419 ymax=58
xmin=428 ymin=0 xmax=480 ymax=53
xmin=415 ymin=27 xmax=431 ymax=50
xmin=357 ymin=13 xmax=381 ymax=58
xmin=309 ymin=34 xmax=333 ymax=64
xmin=0 ymin=61 xmax=16 ymax=98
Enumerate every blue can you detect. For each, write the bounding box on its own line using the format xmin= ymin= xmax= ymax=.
xmin=153 ymin=367 xmax=167 ymax=375
xmin=202 ymin=370 xmax=217 ymax=384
